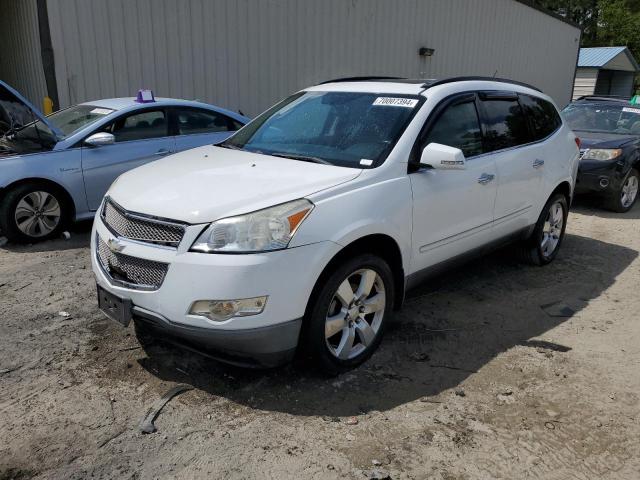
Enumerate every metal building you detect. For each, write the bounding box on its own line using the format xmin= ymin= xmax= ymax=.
xmin=1 ymin=0 xmax=581 ymax=117
xmin=572 ymin=47 xmax=639 ymax=100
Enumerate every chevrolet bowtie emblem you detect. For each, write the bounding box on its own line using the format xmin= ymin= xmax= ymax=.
xmin=107 ymin=238 xmax=125 ymax=253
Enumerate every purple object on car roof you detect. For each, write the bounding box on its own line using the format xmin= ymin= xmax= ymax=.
xmin=135 ymin=89 xmax=155 ymax=103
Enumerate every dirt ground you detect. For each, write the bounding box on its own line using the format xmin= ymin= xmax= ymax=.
xmin=1 ymin=198 xmax=639 ymax=480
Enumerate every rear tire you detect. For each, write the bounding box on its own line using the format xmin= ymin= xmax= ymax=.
xmin=303 ymin=254 xmax=395 ymax=374
xmin=606 ymin=168 xmax=639 ymax=213
xmin=0 ymin=182 xmax=70 ymax=243
xmin=518 ymin=193 xmax=568 ymax=266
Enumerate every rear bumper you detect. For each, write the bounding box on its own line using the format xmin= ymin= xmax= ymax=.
xmin=133 ymin=305 xmax=302 ymax=368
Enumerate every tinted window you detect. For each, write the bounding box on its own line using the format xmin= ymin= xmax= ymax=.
xmin=481 ymin=98 xmax=530 ymax=151
xmin=424 ymin=100 xmax=483 ymax=157
xmin=108 ymin=110 xmax=167 ymax=142
xmin=520 ymin=95 xmax=561 ymax=140
xmin=177 ymin=109 xmax=232 ymax=134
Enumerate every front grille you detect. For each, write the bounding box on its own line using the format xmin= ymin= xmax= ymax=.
xmin=579 ymin=149 xmax=586 ymax=159
xmin=97 ymin=235 xmax=169 ymax=290
xmin=102 ymin=198 xmax=186 ymax=247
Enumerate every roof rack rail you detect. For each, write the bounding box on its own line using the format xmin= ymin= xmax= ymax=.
xmin=575 ymin=95 xmax=630 ymax=103
xmin=318 ymin=76 xmax=406 ymax=85
xmin=423 ymin=76 xmax=542 ymax=92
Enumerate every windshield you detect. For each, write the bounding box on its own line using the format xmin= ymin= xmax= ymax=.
xmin=562 ymin=103 xmax=640 ymax=135
xmin=222 ymin=91 xmax=423 ymax=168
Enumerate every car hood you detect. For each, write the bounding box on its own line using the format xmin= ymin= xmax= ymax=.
xmin=574 ymin=130 xmax=638 ymax=150
xmin=0 ymin=80 xmax=62 ymax=139
xmin=108 ymin=145 xmax=362 ymax=224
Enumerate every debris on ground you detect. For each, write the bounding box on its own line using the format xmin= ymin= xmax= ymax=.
xmin=58 ymin=311 xmax=71 ymax=317
xmin=455 ymin=389 xmax=466 ymax=397
xmin=61 ymin=231 xmax=71 ymax=240
xmin=345 ymin=416 xmax=359 ymax=425
xmin=139 ymin=384 xmax=193 ymax=434
xmin=408 ymin=351 xmax=430 ymax=362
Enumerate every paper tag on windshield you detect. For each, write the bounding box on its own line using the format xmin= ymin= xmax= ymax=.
xmin=373 ymin=97 xmax=418 ymax=108
xmin=623 ymin=107 xmax=640 ymax=115
xmin=90 ymin=108 xmax=113 ymax=115
xmin=360 ymin=159 xmax=374 ymax=166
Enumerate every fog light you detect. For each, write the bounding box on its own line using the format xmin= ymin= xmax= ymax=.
xmin=189 ymin=297 xmax=267 ymax=321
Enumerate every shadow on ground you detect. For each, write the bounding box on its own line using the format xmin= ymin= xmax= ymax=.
xmin=571 ymin=194 xmax=640 ymax=220
xmin=134 ymin=232 xmax=637 ymax=416
xmin=0 ymin=220 xmax=92 ymax=253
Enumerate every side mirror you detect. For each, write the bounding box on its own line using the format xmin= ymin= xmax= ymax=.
xmin=420 ymin=143 xmax=466 ymax=170
xmin=85 ymin=132 xmax=115 ymax=147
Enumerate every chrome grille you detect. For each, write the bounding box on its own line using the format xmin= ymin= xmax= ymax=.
xmin=579 ymin=149 xmax=587 ymax=159
xmin=96 ymin=235 xmax=169 ymax=290
xmin=102 ymin=198 xmax=186 ymax=247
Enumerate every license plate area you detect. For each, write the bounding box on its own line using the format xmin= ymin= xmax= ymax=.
xmin=97 ymin=284 xmax=132 ymax=327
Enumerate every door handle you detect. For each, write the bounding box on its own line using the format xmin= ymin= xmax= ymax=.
xmin=533 ymin=159 xmax=545 ymax=169
xmin=154 ymin=149 xmax=170 ymax=156
xmin=477 ymin=173 xmax=495 ymax=185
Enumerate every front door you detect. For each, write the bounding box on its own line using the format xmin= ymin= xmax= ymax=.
xmin=409 ymin=94 xmax=498 ymax=273
xmin=81 ymin=108 xmax=175 ymax=210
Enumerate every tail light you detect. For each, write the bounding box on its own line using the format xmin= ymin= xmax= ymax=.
xmin=575 ymin=137 xmax=581 ymax=149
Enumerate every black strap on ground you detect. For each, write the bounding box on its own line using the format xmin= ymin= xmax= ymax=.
xmin=139 ymin=384 xmax=193 ymax=434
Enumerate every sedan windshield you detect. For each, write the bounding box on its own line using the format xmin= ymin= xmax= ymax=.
xmin=222 ymin=91 xmax=423 ymax=168
xmin=562 ymin=103 xmax=640 ymax=135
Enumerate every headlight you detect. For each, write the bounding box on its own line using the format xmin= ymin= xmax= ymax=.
xmin=190 ymin=199 xmax=314 ymax=253
xmin=581 ymin=149 xmax=622 ymax=161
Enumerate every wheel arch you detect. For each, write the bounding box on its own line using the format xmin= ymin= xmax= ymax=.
xmin=550 ymin=180 xmax=572 ymax=206
xmin=304 ymin=234 xmax=406 ymax=321
xmin=0 ymin=177 xmax=77 ymax=219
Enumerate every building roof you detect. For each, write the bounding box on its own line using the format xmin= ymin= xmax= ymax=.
xmin=578 ymin=47 xmax=640 ymax=71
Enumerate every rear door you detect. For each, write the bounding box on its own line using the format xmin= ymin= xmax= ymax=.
xmin=171 ymin=107 xmax=244 ymax=152
xmin=81 ymin=108 xmax=175 ymax=210
xmin=410 ymin=93 xmax=498 ymax=271
xmin=477 ymin=92 xmax=539 ymax=237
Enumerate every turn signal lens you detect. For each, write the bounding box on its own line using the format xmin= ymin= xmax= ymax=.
xmin=189 ymin=297 xmax=268 ymax=321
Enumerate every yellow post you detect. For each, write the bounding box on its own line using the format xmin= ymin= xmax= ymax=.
xmin=43 ymin=96 xmax=54 ymax=115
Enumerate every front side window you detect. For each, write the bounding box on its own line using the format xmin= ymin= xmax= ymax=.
xmin=481 ymin=98 xmax=530 ymax=152
xmin=520 ymin=95 xmax=561 ymax=140
xmin=562 ymin=103 xmax=640 ymax=135
xmin=222 ymin=91 xmax=422 ymax=168
xmin=177 ymin=109 xmax=233 ymax=134
xmin=107 ymin=110 xmax=167 ymax=142
xmin=423 ymin=100 xmax=483 ymax=158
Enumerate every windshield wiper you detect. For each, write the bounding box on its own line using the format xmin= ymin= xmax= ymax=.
xmin=270 ymin=152 xmax=332 ymax=165
xmin=218 ymin=143 xmax=245 ymax=151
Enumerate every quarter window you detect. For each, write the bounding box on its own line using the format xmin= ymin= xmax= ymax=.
xmin=176 ymin=109 xmax=234 ymax=134
xmin=108 ymin=110 xmax=168 ymax=142
xmin=480 ymin=98 xmax=530 ymax=152
xmin=519 ymin=94 xmax=561 ymax=141
xmin=424 ymin=100 xmax=484 ymax=158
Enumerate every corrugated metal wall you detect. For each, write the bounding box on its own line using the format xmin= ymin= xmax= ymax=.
xmin=45 ymin=0 xmax=580 ymax=116
xmin=0 ymin=0 xmax=49 ymax=106
xmin=573 ymin=68 xmax=598 ymax=100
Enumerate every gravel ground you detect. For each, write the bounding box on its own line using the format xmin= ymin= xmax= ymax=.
xmin=1 ymin=199 xmax=639 ymax=480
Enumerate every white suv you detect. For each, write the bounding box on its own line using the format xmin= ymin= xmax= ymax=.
xmin=92 ymin=77 xmax=580 ymax=373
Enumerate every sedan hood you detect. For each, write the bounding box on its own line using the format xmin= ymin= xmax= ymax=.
xmin=575 ymin=130 xmax=638 ymax=150
xmin=108 ymin=145 xmax=362 ymax=223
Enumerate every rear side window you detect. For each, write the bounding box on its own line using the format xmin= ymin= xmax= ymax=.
xmin=480 ymin=97 xmax=530 ymax=152
xmin=519 ymin=94 xmax=562 ymax=141
xmin=424 ymin=100 xmax=484 ymax=157
xmin=176 ymin=109 xmax=234 ymax=134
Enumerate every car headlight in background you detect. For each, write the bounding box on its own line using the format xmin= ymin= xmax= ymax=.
xmin=190 ymin=199 xmax=314 ymax=253
xmin=581 ymin=149 xmax=623 ymax=161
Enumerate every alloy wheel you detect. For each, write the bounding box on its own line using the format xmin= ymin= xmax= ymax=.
xmin=14 ymin=191 xmax=61 ymax=238
xmin=621 ymin=175 xmax=639 ymax=209
xmin=541 ymin=200 xmax=564 ymax=258
xmin=324 ymin=268 xmax=386 ymax=360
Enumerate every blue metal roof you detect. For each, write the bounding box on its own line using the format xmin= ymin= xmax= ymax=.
xmin=578 ymin=47 xmax=639 ymax=70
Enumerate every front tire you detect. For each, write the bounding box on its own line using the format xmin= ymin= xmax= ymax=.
xmin=519 ymin=193 xmax=568 ymax=266
xmin=606 ymin=168 xmax=639 ymax=213
xmin=303 ymin=254 xmax=395 ymax=374
xmin=0 ymin=182 xmax=70 ymax=243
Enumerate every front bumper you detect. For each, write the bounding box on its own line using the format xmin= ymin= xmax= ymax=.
xmin=91 ymin=213 xmax=341 ymax=366
xmin=575 ymin=159 xmax=626 ymax=195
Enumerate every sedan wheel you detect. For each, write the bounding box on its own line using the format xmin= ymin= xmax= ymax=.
xmin=325 ymin=268 xmax=386 ymax=360
xmin=15 ymin=191 xmax=62 ymax=238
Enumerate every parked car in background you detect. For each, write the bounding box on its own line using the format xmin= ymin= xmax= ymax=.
xmin=0 ymin=81 xmax=249 ymax=243
xmin=92 ymin=77 xmax=579 ymax=373
xmin=562 ymin=96 xmax=640 ymax=212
